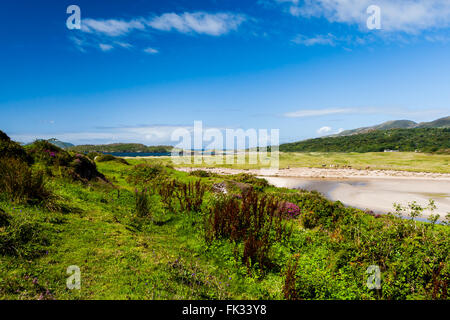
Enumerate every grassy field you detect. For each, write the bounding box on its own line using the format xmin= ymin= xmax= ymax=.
xmin=130 ymin=152 xmax=450 ymax=174
xmin=1 ymin=153 xmax=449 ymax=300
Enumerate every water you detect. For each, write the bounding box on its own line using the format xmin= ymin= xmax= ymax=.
xmin=261 ymin=176 xmax=450 ymax=221
xmin=103 ymin=152 xmax=171 ymax=157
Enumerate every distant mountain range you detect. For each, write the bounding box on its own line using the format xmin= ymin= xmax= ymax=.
xmin=330 ymin=116 xmax=450 ymax=137
xmin=46 ymin=138 xmax=74 ymax=149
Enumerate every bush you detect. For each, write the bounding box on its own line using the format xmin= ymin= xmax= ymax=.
xmin=95 ymin=154 xmax=129 ymax=165
xmin=205 ymin=189 xmax=292 ymax=271
xmin=228 ymin=173 xmax=270 ymax=191
xmin=135 ymin=188 xmax=151 ymax=219
xmin=189 ymin=170 xmax=213 ymax=178
xmin=0 ymin=158 xmax=53 ymax=208
xmin=0 ymin=131 xmax=32 ymax=164
xmin=26 ymin=140 xmax=72 ymax=167
xmin=127 ymin=163 xmax=166 ymax=185
xmin=62 ymin=154 xmax=107 ymax=183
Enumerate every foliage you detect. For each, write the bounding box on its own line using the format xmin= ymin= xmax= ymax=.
xmin=69 ymin=143 xmax=173 ymax=153
xmin=95 ymin=154 xmax=130 ymax=165
xmin=0 ymin=158 xmax=55 ymax=210
xmin=127 ymin=163 xmax=167 ymax=186
xmin=280 ymin=128 xmax=450 ymax=153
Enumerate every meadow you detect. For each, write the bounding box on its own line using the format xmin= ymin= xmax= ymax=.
xmin=0 ymin=135 xmax=449 ymax=300
xmin=132 ymin=152 xmax=450 ymax=174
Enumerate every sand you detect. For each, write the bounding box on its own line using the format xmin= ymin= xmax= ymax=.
xmin=176 ymin=167 xmax=450 ymax=181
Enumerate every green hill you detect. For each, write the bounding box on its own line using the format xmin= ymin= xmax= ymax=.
xmin=332 ymin=116 xmax=450 ymax=137
xmin=280 ymin=128 xmax=450 ymax=153
xmin=69 ymin=143 xmax=173 ymax=154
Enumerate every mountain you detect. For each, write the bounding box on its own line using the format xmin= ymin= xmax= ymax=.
xmin=46 ymin=138 xmax=74 ymax=149
xmin=68 ymin=143 xmax=173 ymax=153
xmin=332 ymin=116 xmax=450 ymax=137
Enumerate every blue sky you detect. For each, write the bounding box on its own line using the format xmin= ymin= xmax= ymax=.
xmin=1 ymin=0 xmax=450 ymax=145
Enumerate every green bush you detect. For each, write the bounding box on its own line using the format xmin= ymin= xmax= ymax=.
xmin=0 ymin=158 xmax=53 ymax=208
xmin=127 ymin=163 xmax=166 ymax=185
xmin=95 ymin=154 xmax=129 ymax=165
xmin=0 ymin=131 xmax=32 ymax=164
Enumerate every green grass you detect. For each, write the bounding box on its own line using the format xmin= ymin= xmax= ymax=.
xmin=129 ymin=152 xmax=450 ymax=174
xmin=1 ymin=158 xmax=449 ymax=300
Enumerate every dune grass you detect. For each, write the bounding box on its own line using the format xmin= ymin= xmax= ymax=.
xmin=125 ymin=152 xmax=450 ymax=174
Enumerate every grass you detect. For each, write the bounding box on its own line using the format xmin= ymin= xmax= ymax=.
xmin=123 ymin=152 xmax=450 ymax=174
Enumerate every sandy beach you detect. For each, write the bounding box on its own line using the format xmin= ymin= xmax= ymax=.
xmin=176 ymin=166 xmax=450 ymax=180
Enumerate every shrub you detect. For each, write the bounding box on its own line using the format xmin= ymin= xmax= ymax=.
xmin=283 ymin=255 xmax=300 ymax=300
xmin=0 ymin=158 xmax=53 ymax=208
xmin=0 ymin=131 xmax=32 ymax=164
xmin=135 ymin=188 xmax=151 ymax=219
xmin=205 ymin=189 xmax=292 ymax=271
xmin=228 ymin=173 xmax=270 ymax=191
xmin=189 ymin=170 xmax=213 ymax=178
xmin=86 ymin=152 xmax=102 ymax=160
xmin=63 ymin=154 xmax=107 ymax=183
xmin=26 ymin=140 xmax=71 ymax=166
xmin=127 ymin=163 xmax=166 ymax=185
xmin=176 ymin=180 xmax=206 ymax=213
xmin=95 ymin=154 xmax=129 ymax=165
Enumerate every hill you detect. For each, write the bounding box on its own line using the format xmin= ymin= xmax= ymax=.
xmin=69 ymin=143 xmax=173 ymax=154
xmin=279 ymin=128 xmax=450 ymax=153
xmin=46 ymin=138 xmax=74 ymax=149
xmin=332 ymin=116 xmax=450 ymax=137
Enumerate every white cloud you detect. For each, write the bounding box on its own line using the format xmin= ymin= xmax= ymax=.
xmin=283 ymin=107 xmax=449 ymax=118
xmin=82 ymin=18 xmax=145 ymax=37
xmin=99 ymin=43 xmax=114 ymax=51
xmin=276 ymin=0 xmax=450 ymax=33
xmin=317 ymin=126 xmax=332 ymax=134
xmin=10 ymin=125 xmax=193 ymax=145
xmin=292 ymin=33 xmax=336 ymax=46
xmin=143 ymin=47 xmax=159 ymax=54
xmin=148 ymin=12 xmax=246 ymax=36
xmin=284 ymin=108 xmax=355 ymax=118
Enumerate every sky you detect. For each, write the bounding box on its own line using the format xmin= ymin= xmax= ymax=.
xmin=1 ymin=0 xmax=450 ymax=146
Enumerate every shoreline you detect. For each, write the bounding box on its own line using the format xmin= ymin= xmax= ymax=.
xmin=176 ymin=167 xmax=450 ymax=181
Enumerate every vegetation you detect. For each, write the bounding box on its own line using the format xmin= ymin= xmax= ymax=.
xmin=69 ymin=143 xmax=173 ymax=154
xmin=0 ymin=132 xmax=449 ymax=300
xmin=280 ymin=128 xmax=450 ymax=153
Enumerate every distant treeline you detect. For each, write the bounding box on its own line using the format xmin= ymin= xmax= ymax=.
xmin=279 ymin=128 xmax=450 ymax=153
xmin=69 ymin=143 xmax=173 ymax=154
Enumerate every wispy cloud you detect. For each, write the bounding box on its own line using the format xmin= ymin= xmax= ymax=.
xmin=143 ymin=47 xmax=159 ymax=54
xmin=72 ymin=11 xmax=246 ymax=53
xmin=284 ymin=108 xmax=355 ymax=118
xmin=148 ymin=12 xmax=246 ymax=36
xmin=283 ymin=107 xmax=449 ymax=118
xmin=99 ymin=43 xmax=114 ymax=51
xmin=81 ymin=18 xmax=145 ymax=37
xmin=275 ymin=0 xmax=450 ymax=34
xmin=292 ymin=33 xmax=336 ymax=46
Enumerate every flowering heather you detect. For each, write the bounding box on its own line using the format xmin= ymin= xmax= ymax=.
xmin=278 ymin=201 xmax=300 ymax=219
